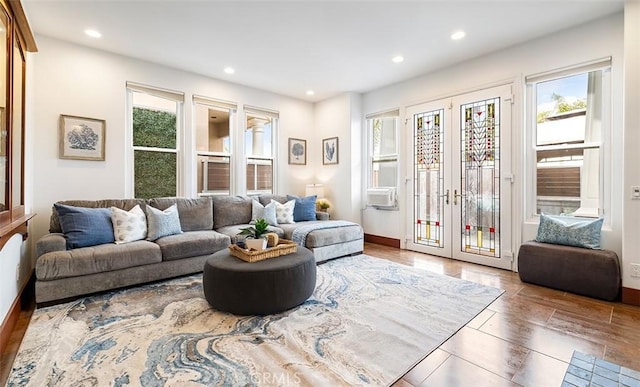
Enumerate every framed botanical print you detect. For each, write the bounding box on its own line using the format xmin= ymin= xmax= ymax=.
xmin=288 ymin=138 xmax=306 ymax=165
xmin=59 ymin=114 xmax=106 ymax=161
xmin=322 ymin=136 xmax=338 ymax=165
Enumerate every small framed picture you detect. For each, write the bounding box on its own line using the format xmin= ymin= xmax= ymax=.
xmin=59 ymin=114 xmax=106 ymax=161
xmin=288 ymin=138 xmax=306 ymax=165
xmin=322 ymin=137 xmax=339 ymax=165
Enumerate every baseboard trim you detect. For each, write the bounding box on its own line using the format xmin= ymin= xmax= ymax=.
xmin=364 ymin=234 xmax=401 ymax=249
xmin=0 ymin=272 xmax=34 ymax=354
xmin=622 ymin=287 xmax=640 ymax=306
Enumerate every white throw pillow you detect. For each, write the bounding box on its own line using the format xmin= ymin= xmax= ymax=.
xmin=271 ymin=199 xmax=295 ymax=224
xmin=251 ymin=200 xmax=278 ymax=226
xmin=146 ymin=204 xmax=183 ymax=241
xmin=110 ymin=205 xmax=147 ymax=244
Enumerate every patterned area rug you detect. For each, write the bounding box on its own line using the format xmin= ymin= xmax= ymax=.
xmin=8 ymin=255 xmax=503 ymax=386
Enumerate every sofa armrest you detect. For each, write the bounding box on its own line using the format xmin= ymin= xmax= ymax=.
xmin=315 ymin=212 xmax=330 ymax=221
xmin=36 ymin=233 xmax=67 ymax=257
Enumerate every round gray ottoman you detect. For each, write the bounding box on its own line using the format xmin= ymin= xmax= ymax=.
xmin=203 ymin=248 xmax=316 ymax=315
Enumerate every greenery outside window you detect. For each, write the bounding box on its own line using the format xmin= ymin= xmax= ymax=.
xmin=526 ymin=59 xmax=611 ymax=218
xmin=127 ymin=82 xmax=184 ymax=199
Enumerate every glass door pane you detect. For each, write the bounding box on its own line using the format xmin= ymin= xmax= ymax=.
xmin=459 ymin=98 xmax=500 ymax=257
xmin=414 ymin=109 xmax=446 ymax=248
xmin=406 ymin=100 xmax=451 ymax=258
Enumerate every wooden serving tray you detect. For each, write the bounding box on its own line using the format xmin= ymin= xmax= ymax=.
xmin=228 ymin=239 xmax=298 ymax=262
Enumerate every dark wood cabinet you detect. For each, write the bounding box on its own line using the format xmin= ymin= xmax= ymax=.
xmin=0 ymin=0 xmax=36 ymax=247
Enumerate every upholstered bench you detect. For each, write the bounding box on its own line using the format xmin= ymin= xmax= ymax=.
xmin=518 ymin=241 xmax=621 ymax=301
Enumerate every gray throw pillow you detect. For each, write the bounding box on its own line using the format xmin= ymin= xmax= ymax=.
xmin=146 ymin=204 xmax=183 ymax=241
xmin=251 ymin=200 xmax=278 ymax=226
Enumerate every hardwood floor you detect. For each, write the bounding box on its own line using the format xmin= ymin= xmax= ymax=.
xmin=368 ymin=243 xmax=640 ymax=386
xmin=2 ymin=242 xmax=639 ymax=386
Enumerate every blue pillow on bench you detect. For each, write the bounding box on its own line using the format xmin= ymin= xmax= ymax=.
xmin=55 ymin=204 xmax=115 ymax=249
xmin=536 ymin=214 xmax=604 ymax=249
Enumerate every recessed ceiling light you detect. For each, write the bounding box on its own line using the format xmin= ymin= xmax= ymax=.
xmin=392 ymin=55 xmax=404 ymax=63
xmin=451 ymin=30 xmax=466 ymax=40
xmin=224 ymin=67 xmax=235 ymax=74
xmin=84 ymin=29 xmax=102 ymax=38
xmin=306 ymin=90 xmax=315 ymax=96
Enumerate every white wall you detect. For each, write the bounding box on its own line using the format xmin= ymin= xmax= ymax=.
xmin=361 ymin=13 xmax=625 ymax=271
xmin=314 ymin=93 xmax=363 ymax=223
xmin=29 ymin=35 xmax=314 ymax=246
xmin=622 ymin=0 xmax=640 ymax=292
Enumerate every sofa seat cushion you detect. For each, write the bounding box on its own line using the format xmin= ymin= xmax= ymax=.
xmin=155 ymin=230 xmax=231 ymax=261
xmin=216 ymin=224 xmax=284 ymax=244
xmin=278 ymin=221 xmax=364 ymax=248
xmin=36 ymin=240 xmax=162 ymax=281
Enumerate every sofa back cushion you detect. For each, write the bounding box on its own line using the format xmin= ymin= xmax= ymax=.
xmin=50 ymin=199 xmax=145 ymax=233
xmin=256 ymin=194 xmax=288 ymax=207
xmin=212 ymin=195 xmax=253 ymax=229
xmin=147 ymin=197 xmax=213 ymax=232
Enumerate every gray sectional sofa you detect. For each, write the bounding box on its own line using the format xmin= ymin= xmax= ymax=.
xmin=35 ymin=195 xmax=364 ymax=304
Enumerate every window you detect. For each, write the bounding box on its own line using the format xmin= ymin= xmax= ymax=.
xmin=244 ymin=106 xmax=279 ymax=194
xmin=367 ymin=109 xmax=399 ymax=189
xmin=127 ymin=82 xmax=184 ymax=199
xmin=193 ymin=96 xmax=237 ymax=195
xmin=526 ymin=59 xmax=611 ymax=217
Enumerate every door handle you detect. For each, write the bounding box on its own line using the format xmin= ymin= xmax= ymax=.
xmin=441 ymin=189 xmax=450 ymax=205
xmin=453 ymin=189 xmax=462 ymax=205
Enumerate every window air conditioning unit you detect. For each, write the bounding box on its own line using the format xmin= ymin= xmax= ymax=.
xmin=366 ymin=187 xmax=396 ymax=207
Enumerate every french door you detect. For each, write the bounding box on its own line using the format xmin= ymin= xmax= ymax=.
xmin=406 ymin=84 xmax=514 ymax=269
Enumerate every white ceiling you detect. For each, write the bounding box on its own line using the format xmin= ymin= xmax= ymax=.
xmin=22 ymin=0 xmax=624 ymax=102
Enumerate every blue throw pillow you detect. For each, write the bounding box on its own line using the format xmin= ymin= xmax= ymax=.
xmin=55 ymin=204 xmax=115 ymax=249
xmin=287 ymin=194 xmax=317 ymax=222
xmin=536 ymin=213 xmax=604 ymax=249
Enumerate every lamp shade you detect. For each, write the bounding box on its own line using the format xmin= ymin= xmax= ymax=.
xmin=305 ymin=184 xmax=325 ymax=198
